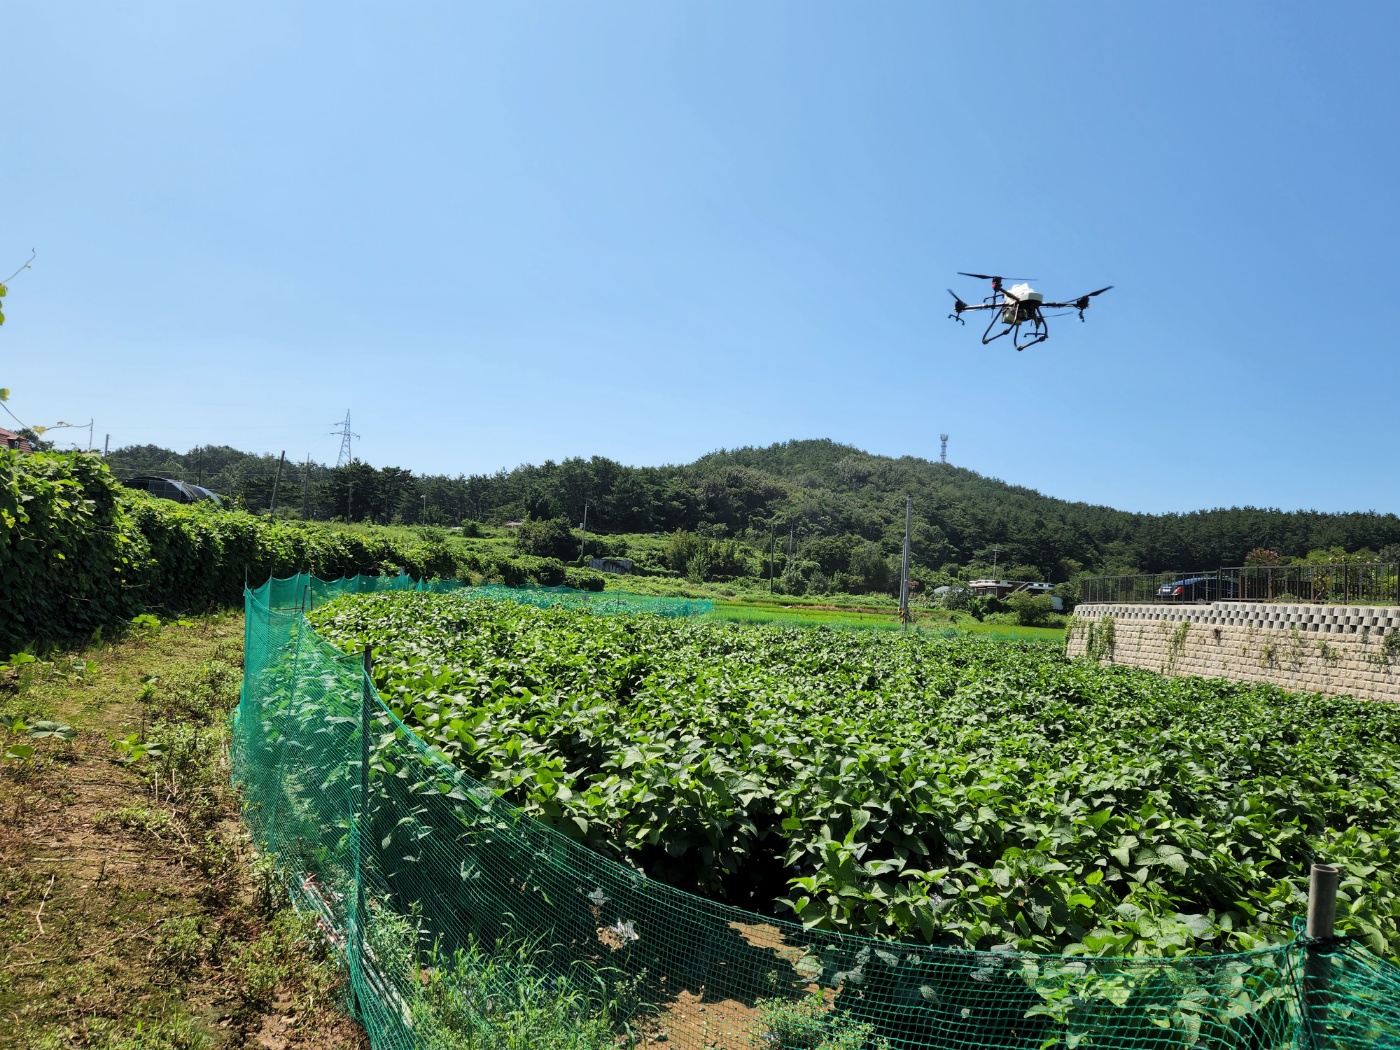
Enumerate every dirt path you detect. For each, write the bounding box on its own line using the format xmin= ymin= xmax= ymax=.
xmin=0 ymin=613 xmax=367 ymax=1050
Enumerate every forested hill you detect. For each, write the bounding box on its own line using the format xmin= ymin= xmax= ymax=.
xmin=105 ymin=438 xmax=1400 ymax=580
xmin=690 ymin=440 xmax=1400 ymax=576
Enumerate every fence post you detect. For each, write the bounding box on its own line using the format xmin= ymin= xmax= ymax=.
xmin=1304 ymin=862 xmax=1340 ymax=1048
xmin=353 ymin=644 xmax=374 ymax=1016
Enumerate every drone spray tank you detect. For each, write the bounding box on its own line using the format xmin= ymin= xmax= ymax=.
xmin=1002 ymin=283 xmax=1043 ymax=323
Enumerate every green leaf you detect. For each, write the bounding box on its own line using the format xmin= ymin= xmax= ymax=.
xmin=28 ymin=720 xmax=76 ymax=741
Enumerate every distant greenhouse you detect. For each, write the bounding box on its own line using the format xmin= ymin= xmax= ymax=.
xmin=123 ymin=476 xmax=224 ymax=506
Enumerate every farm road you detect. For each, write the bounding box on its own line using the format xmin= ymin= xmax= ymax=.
xmin=0 ymin=613 xmax=365 ymax=1050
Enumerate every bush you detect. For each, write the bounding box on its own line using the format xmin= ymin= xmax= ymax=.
xmin=0 ymin=452 xmax=492 ymax=656
xmin=513 ymin=517 xmax=577 ymax=561
xmin=563 ymin=568 xmax=606 ymax=592
xmin=0 ymin=451 xmax=133 ymax=655
xmin=532 ymin=558 xmax=567 ymax=587
xmin=480 ymin=554 xmax=528 ymax=587
xmin=1006 ymin=590 xmax=1054 ymax=627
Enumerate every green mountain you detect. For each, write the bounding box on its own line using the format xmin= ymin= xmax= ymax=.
xmin=105 ymin=438 xmax=1400 ymax=583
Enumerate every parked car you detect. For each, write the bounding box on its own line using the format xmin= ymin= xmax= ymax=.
xmin=1156 ymin=576 xmax=1237 ymax=602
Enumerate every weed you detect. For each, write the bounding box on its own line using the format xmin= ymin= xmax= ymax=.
xmin=1084 ymin=615 xmax=1116 ymax=663
xmin=143 ymin=659 xmax=241 ymax=722
xmin=362 ymin=901 xmax=647 ymax=1050
xmin=1164 ymin=620 xmax=1191 ymax=674
xmin=753 ymin=992 xmax=888 ymax=1050
xmin=129 ymin=613 xmax=164 ymax=643
xmin=95 ymin=804 xmax=176 ymax=837
xmin=1287 ymin=625 xmax=1306 ymax=667
xmin=250 ymin=851 xmax=283 ymax=916
xmin=95 ymin=1016 xmax=214 ymax=1050
xmin=154 ymin=915 xmax=213 ymax=978
xmin=1318 ymin=641 xmax=1341 ymax=667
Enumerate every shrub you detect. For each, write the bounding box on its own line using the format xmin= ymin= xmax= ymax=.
xmin=564 ymin=568 xmax=606 ymax=592
xmin=0 ymin=450 xmax=134 ymax=655
xmin=513 ymin=517 xmax=577 ymax=561
xmin=1006 ymin=590 xmax=1054 ymax=626
xmin=532 ymin=558 xmax=567 ymax=587
xmin=0 ymin=452 xmax=491 ymax=655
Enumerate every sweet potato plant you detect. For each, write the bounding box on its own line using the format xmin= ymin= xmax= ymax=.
xmin=308 ymin=593 xmax=1400 ymax=961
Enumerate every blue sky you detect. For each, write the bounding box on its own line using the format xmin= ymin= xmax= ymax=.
xmin=4 ymin=3 xmax=1398 ymax=513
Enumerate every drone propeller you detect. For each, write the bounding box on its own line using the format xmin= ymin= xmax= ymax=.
xmin=958 ymin=272 xmax=1035 ymax=282
xmin=947 ymin=288 xmax=968 ymax=324
xmin=1040 ymin=285 xmax=1114 ymax=322
xmin=1071 ymin=286 xmax=1113 ymax=307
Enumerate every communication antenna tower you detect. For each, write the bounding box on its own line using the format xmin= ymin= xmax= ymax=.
xmin=331 ymin=411 xmax=360 ymax=468
xmin=939 ymin=434 xmax=949 ymax=464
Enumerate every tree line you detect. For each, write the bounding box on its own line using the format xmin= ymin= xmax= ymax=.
xmin=106 ymin=438 xmax=1400 ymax=583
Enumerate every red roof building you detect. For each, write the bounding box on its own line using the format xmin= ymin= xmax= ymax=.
xmin=0 ymin=427 xmax=35 ymax=453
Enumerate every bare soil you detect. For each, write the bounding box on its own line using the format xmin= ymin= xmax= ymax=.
xmin=0 ymin=613 xmax=367 ymax=1050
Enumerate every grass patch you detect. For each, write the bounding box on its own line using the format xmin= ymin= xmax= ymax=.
xmin=705 ymin=598 xmax=1065 ymax=641
xmin=0 ymin=612 xmax=364 ymax=1050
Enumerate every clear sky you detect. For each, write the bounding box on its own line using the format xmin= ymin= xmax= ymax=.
xmin=5 ymin=3 xmax=1398 ymax=513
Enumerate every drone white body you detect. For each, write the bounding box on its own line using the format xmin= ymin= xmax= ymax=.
xmin=1001 ymin=283 xmax=1043 ymax=324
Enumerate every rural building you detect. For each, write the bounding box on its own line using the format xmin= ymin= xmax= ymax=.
xmin=589 ymin=556 xmax=635 ymax=575
xmin=0 ymin=427 xmax=36 ymax=453
xmin=967 ymin=579 xmax=1053 ymax=600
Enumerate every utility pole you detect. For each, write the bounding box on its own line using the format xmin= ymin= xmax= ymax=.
xmin=421 ymin=493 xmax=427 ymax=522
xmin=768 ymin=525 xmax=776 ymax=594
xmin=302 ymin=454 xmax=310 ymax=520
xmin=103 ymin=433 xmax=109 ymax=457
xmin=899 ymin=497 xmax=912 ymax=629
xmin=269 ymin=450 xmax=286 ymax=514
xmin=579 ymin=500 xmax=589 ymax=561
xmin=197 ymin=447 xmax=204 ymax=488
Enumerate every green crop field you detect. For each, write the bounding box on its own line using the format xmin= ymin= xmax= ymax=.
xmin=705 ymin=599 xmax=1066 ymax=641
xmin=308 ymin=592 xmax=1400 ymax=963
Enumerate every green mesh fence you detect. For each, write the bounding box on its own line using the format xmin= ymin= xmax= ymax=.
xmin=233 ymin=575 xmax=1400 ymax=1050
xmin=466 ymin=582 xmax=713 ymax=617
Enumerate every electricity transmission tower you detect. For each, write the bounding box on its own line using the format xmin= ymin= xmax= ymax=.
xmin=940 ymin=434 xmax=949 ymax=464
xmin=331 ymin=411 xmax=360 ymax=468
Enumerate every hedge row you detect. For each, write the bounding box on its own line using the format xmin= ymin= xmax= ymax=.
xmin=0 ymin=451 xmax=602 ymax=656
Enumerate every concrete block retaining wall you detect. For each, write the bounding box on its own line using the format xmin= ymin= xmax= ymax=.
xmin=1066 ymin=602 xmax=1400 ymax=702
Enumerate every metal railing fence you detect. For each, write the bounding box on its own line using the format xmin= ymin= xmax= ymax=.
xmin=1081 ymin=562 xmax=1400 ymax=606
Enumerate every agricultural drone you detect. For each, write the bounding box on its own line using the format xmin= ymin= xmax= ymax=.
xmin=947 ymin=272 xmax=1112 ymax=351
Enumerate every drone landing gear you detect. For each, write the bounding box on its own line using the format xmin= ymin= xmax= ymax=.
xmin=981 ymin=311 xmax=1012 ymax=346
xmin=1013 ymin=313 xmax=1049 ymax=351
